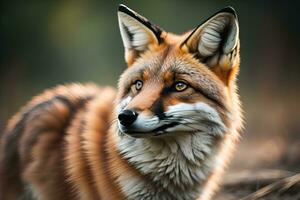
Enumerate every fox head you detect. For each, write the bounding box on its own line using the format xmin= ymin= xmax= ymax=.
xmin=116 ymin=4 xmax=240 ymax=138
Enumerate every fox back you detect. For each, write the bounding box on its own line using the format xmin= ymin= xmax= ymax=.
xmin=0 ymin=5 xmax=243 ymax=200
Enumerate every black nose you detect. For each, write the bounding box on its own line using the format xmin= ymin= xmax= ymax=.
xmin=118 ymin=110 xmax=138 ymax=127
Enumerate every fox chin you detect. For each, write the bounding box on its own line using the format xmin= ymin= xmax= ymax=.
xmin=0 ymin=4 xmax=243 ymax=200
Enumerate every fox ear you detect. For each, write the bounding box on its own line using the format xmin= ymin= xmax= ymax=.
xmin=181 ymin=7 xmax=240 ymax=84
xmin=118 ymin=4 xmax=163 ymax=66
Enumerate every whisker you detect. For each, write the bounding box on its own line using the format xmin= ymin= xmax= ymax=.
xmin=177 ymin=119 xmax=203 ymax=131
xmin=165 ymin=109 xmax=213 ymax=116
xmin=165 ymin=108 xmax=199 ymax=113
xmin=109 ymin=118 xmax=118 ymax=124
xmin=162 ymin=116 xmax=207 ymax=132
xmin=164 ymin=116 xmax=198 ymax=124
xmin=145 ymin=118 xmax=160 ymax=123
xmin=109 ymin=118 xmax=118 ymax=128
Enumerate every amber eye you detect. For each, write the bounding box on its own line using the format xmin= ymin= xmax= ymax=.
xmin=134 ymin=80 xmax=143 ymax=91
xmin=174 ymin=81 xmax=188 ymax=92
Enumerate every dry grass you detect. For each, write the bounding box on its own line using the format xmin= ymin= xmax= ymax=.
xmin=215 ymin=170 xmax=300 ymax=200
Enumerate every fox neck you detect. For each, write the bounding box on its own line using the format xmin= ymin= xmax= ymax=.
xmin=116 ymin=132 xmax=222 ymax=200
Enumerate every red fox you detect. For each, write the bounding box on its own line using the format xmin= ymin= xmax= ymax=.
xmin=0 ymin=4 xmax=243 ymax=200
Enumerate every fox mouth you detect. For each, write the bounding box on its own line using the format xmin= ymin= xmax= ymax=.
xmin=151 ymin=122 xmax=179 ymax=132
xmin=118 ymin=121 xmax=180 ymax=137
xmin=119 ymin=122 xmax=186 ymax=137
xmin=117 ymin=121 xmax=208 ymax=138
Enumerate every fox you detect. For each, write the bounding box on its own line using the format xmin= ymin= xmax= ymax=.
xmin=0 ymin=4 xmax=243 ymax=200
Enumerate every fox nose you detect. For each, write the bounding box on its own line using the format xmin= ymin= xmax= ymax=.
xmin=118 ymin=110 xmax=138 ymax=127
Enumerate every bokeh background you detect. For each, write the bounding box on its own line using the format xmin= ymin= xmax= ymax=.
xmin=1 ymin=0 xmax=299 ymax=176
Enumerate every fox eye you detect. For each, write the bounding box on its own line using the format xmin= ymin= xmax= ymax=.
xmin=174 ymin=81 xmax=188 ymax=92
xmin=134 ymin=80 xmax=143 ymax=91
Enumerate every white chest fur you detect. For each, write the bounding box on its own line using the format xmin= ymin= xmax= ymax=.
xmin=116 ymin=133 xmax=220 ymax=200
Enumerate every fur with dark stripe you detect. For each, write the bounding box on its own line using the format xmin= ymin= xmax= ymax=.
xmin=0 ymin=84 xmax=116 ymax=199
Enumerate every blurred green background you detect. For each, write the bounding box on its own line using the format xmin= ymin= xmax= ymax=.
xmin=1 ymin=0 xmax=299 ymax=171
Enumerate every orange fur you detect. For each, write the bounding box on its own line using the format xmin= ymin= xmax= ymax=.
xmin=0 ymin=5 xmax=243 ymax=200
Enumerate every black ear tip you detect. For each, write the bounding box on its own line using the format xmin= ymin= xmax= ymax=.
xmin=118 ymin=4 xmax=130 ymax=12
xmin=118 ymin=4 xmax=137 ymax=18
xmin=219 ymin=6 xmax=237 ymax=17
